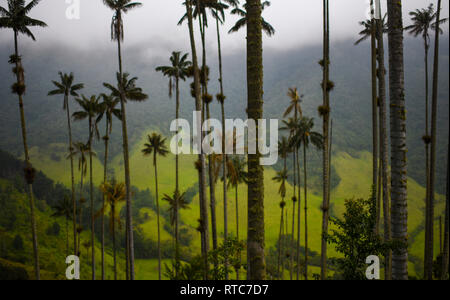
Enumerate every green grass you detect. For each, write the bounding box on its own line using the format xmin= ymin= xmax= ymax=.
xmin=28 ymin=134 xmax=446 ymax=279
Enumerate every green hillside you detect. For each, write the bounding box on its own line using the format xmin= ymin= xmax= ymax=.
xmin=25 ymin=131 xmax=446 ymax=279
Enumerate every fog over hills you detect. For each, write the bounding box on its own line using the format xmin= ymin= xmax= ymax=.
xmin=0 ymin=35 xmax=448 ymax=192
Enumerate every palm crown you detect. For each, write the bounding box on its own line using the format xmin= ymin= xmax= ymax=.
xmin=284 ymin=87 xmax=303 ymax=119
xmin=98 ymin=181 xmax=126 ymax=231
xmin=354 ymin=14 xmax=388 ymax=45
xmin=228 ymin=0 xmax=275 ymax=36
xmin=103 ymin=0 xmax=142 ymax=41
xmin=48 ymin=72 xmax=84 ymax=110
xmin=142 ymin=133 xmax=169 ymax=165
xmin=0 ymin=0 xmax=47 ymax=40
xmin=103 ymin=72 xmax=148 ymax=103
xmin=97 ymin=94 xmax=122 ymax=134
xmin=163 ymin=190 xmax=189 ymax=226
xmin=178 ymin=0 xmax=238 ymax=27
xmin=156 ymin=51 xmax=192 ymax=98
xmin=68 ymin=142 xmax=95 ymax=176
xmin=227 ymin=156 xmax=248 ymax=188
xmin=404 ymin=4 xmax=448 ymax=44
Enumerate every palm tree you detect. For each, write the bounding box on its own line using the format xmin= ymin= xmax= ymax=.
xmin=103 ymin=72 xmax=147 ymax=279
xmin=428 ymin=0 xmax=447 ymax=281
xmin=183 ymin=0 xmax=209 ymax=279
xmin=226 ymin=156 xmax=247 ymax=279
xmin=51 ymin=195 xmax=73 ymax=257
xmin=163 ymin=190 xmax=190 ymax=274
xmin=404 ymin=5 xmax=447 ymax=278
xmin=212 ymin=2 xmax=239 ymax=278
xmin=103 ymin=0 xmax=143 ymax=280
xmin=320 ymin=0 xmax=332 ymax=280
xmin=156 ymin=51 xmax=192 ymax=190
xmin=386 ymin=0 xmax=408 ymax=280
xmin=355 ymin=4 xmax=382 ymax=205
xmin=273 ymin=168 xmax=288 ymax=279
xmin=0 ymin=0 xmax=47 ymax=280
xmin=375 ymin=0 xmax=391 ymax=280
xmin=277 ymin=199 xmax=286 ymax=279
xmin=68 ymin=141 xmax=93 ymax=255
xmin=73 ymin=94 xmax=101 ymax=280
xmin=276 ymin=136 xmax=289 ymax=279
xmin=142 ymin=133 xmax=169 ymax=280
xmin=283 ymin=88 xmax=303 ymax=280
xmin=295 ymin=117 xmax=323 ymax=280
xmin=281 ymin=117 xmax=300 ymax=280
xmin=228 ymin=1 xmax=275 ymax=36
xmin=99 ymin=180 xmax=126 ymax=280
xmin=48 ymin=72 xmax=84 ymax=257
xmin=96 ymin=93 xmax=121 ymax=280
xmin=155 ymin=52 xmax=191 ymax=188
xmin=246 ymin=0 xmax=265 ymax=280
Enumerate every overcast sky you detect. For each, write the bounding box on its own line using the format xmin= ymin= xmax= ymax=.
xmin=0 ymin=0 xmax=448 ymax=57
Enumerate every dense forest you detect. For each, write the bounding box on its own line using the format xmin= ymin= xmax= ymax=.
xmin=0 ymin=0 xmax=448 ymax=281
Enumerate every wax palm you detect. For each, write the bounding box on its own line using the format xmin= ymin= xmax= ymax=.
xmin=163 ymin=190 xmax=190 ymax=273
xmin=103 ymin=0 xmax=143 ymax=280
xmin=73 ymin=95 xmax=101 ymax=280
xmin=0 ymin=0 xmax=47 ymax=280
xmin=48 ymin=72 xmax=84 ymax=257
xmin=212 ymin=2 xmax=240 ymax=277
xmin=156 ymin=51 xmax=191 ymax=209
xmin=226 ymin=155 xmax=247 ymax=279
xmin=68 ymin=141 xmax=94 ymax=255
xmin=354 ymin=14 xmax=388 ymax=45
xmin=405 ymin=4 xmax=448 ymax=279
xmin=103 ymin=0 xmax=142 ymax=41
xmin=98 ymin=180 xmax=126 ymax=280
xmin=96 ymin=93 xmax=121 ymax=280
xmin=142 ymin=133 xmax=169 ymax=280
xmin=103 ymin=72 xmax=148 ymax=103
xmin=284 ymin=88 xmax=303 ymax=119
xmin=228 ymin=1 xmax=275 ymax=36
xmin=281 ymin=117 xmax=301 ymax=279
xmin=51 ymin=195 xmax=73 ymax=257
xmin=298 ymin=117 xmax=323 ymax=280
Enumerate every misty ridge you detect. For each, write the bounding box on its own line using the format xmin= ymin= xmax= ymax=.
xmin=0 ymin=35 xmax=448 ymax=191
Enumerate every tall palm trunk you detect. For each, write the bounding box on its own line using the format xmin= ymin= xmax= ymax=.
xmin=78 ymin=166 xmax=84 ymax=255
xmin=387 ymin=0 xmax=408 ymax=280
xmin=88 ymin=117 xmax=95 ymax=280
xmin=13 ymin=31 xmax=40 ymax=280
xmin=111 ymin=203 xmax=117 ymax=280
xmin=175 ymin=75 xmax=180 ymax=278
xmin=441 ymin=144 xmax=449 ymax=280
xmin=277 ymin=204 xmax=284 ymax=279
xmin=376 ymin=10 xmax=391 ymax=279
xmin=427 ymin=0 xmax=442 ymax=281
xmin=153 ymin=153 xmax=162 ymax=280
xmin=187 ymin=0 xmax=209 ymax=279
xmin=290 ymin=128 xmax=297 ymax=281
xmin=303 ymin=143 xmax=309 ymax=280
xmin=290 ymin=193 xmax=295 ymax=280
xmin=206 ymin=103 xmax=218 ymax=275
xmin=296 ymin=147 xmax=301 ymax=280
xmin=320 ymin=0 xmax=331 ymax=280
xmin=115 ymin=23 xmax=135 ymax=281
xmin=65 ymin=95 xmax=77 ymax=257
xmin=215 ymin=6 xmax=230 ymax=280
xmin=101 ymin=123 xmax=110 ymax=280
xmin=423 ymin=32 xmax=432 ymax=279
xmin=235 ymin=185 xmax=240 ymax=280
xmin=246 ymin=0 xmax=265 ymax=280
xmin=370 ymin=4 xmax=379 ymax=203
